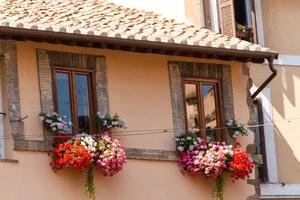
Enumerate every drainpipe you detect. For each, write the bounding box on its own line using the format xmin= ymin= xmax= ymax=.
xmin=251 ymin=57 xmax=277 ymax=99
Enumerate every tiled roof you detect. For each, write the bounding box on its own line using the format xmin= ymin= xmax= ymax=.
xmin=0 ymin=0 xmax=276 ymax=54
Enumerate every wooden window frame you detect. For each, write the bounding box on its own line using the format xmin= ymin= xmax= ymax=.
xmin=52 ymin=66 xmax=96 ymax=134
xmin=254 ymin=99 xmax=269 ymax=182
xmin=182 ymin=78 xmax=224 ymax=141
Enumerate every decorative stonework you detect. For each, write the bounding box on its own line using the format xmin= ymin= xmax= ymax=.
xmin=125 ymin=148 xmax=177 ymax=161
xmin=95 ymin=57 xmax=109 ymax=115
xmin=37 ymin=50 xmax=54 ymax=113
xmin=38 ymin=50 xmax=109 ymax=116
xmin=168 ymin=61 xmax=235 ymax=143
xmin=0 ymin=44 xmax=111 ymax=151
xmin=243 ymin=63 xmax=261 ymax=200
xmin=168 ymin=62 xmax=186 ymax=136
xmin=0 ymin=40 xmax=24 ymax=140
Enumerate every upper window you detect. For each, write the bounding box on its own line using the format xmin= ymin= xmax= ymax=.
xmin=202 ymin=0 xmax=257 ymax=43
xmin=183 ymin=79 xmax=223 ymax=141
xmin=53 ymin=67 xmax=95 ymax=134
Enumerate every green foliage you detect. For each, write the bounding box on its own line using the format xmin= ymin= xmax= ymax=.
xmin=215 ymin=175 xmax=225 ymax=200
xmin=175 ymin=132 xmax=199 ymax=152
xmin=85 ymin=165 xmax=95 ymax=200
xmin=226 ymin=119 xmax=248 ymax=137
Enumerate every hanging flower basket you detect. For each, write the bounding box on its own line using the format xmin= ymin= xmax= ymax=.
xmin=40 ymin=111 xmax=127 ymax=199
xmin=49 ymin=134 xmax=127 ymax=200
xmin=176 ymin=133 xmax=254 ymax=200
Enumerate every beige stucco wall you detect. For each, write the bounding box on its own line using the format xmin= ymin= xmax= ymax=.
xmin=250 ymin=64 xmax=300 ymax=183
xmin=261 ymin=0 xmax=300 ymax=55
xmin=184 ymin=0 xmax=204 ymax=28
xmin=0 ymin=41 xmax=254 ymax=200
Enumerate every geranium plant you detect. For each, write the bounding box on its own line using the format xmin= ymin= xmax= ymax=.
xmin=94 ymin=134 xmax=127 ymax=176
xmin=176 ymin=133 xmax=253 ymax=200
xmin=96 ymin=112 xmax=126 ymax=132
xmin=226 ymin=119 xmax=248 ymax=137
xmin=42 ymin=111 xmax=127 ymax=199
xmin=175 ymin=132 xmax=199 ymax=152
xmin=39 ymin=112 xmax=71 ymax=134
xmin=49 ymin=136 xmax=93 ymax=171
xmin=49 ymin=133 xmax=127 ymax=200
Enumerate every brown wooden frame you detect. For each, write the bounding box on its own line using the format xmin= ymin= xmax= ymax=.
xmin=254 ymin=99 xmax=269 ymax=182
xmin=52 ymin=66 xmax=96 ymax=134
xmin=182 ymin=78 xmax=224 ymax=140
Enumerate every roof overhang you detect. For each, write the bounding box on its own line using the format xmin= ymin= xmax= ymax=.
xmin=0 ymin=26 xmax=278 ymax=63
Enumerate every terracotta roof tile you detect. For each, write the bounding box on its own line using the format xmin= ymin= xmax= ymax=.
xmin=0 ymin=0 xmax=276 ymax=54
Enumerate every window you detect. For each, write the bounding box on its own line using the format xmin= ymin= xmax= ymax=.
xmin=218 ymin=0 xmax=257 ymax=43
xmin=183 ymin=79 xmax=223 ymax=141
xmin=53 ymin=67 xmax=95 ymax=134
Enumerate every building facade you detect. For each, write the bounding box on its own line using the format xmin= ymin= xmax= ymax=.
xmin=0 ymin=0 xmax=280 ymax=199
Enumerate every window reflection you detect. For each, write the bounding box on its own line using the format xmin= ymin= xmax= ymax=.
xmin=202 ymin=84 xmax=217 ymax=141
xmin=184 ymin=83 xmax=200 ymax=132
xmin=56 ymin=73 xmax=72 ymax=134
xmin=75 ymin=74 xmax=91 ymax=134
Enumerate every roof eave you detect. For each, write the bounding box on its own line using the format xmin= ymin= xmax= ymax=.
xmin=0 ymin=26 xmax=278 ymax=63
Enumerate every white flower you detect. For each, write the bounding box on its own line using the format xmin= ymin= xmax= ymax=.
xmin=175 ymin=138 xmax=180 ymax=142
xmin=45 ymin=119 xmax=52 ymax=124
xmin=112 ymin=121 xmax=118 ymax=126
xmin=186 ymin=136 xmax=192 ymax=140
xmin=227 ymin=120 xmax=233 ymax=127
xmin=57 ymin=122 xmax=64 ymax=130
xmin=177 ymin=146 xmax=184 ymax=151
xmin=193 ymin=141 xmax=198 ymax=145
xmin=233 ymin=131 xmax=239 ymax=137
xmin=189 ymin=145 xmax=194 ymax=151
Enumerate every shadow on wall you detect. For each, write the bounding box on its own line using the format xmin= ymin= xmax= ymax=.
xmin=273 ymin=124 xmax=300 ymax=183
xmin=270 ymin=66 xmax=300 ymax=119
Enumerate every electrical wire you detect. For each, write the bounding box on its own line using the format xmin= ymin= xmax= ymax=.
xmin=0 ymin=116 xmax=299 ymax=140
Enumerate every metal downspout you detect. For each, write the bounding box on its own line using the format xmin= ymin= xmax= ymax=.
xmin=251 ymin=58 xmax=277 ymax=99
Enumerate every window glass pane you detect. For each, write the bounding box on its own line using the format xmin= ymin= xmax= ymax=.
xmin=184 ymin=83 xmax=200 ymax=132
xmin=56 ymin=72 xmax=72 ymax=134
xmin=202 ymin=84 xmax=217 ymax=140
xmin=75 ymin=74 xmax=90 ymax=134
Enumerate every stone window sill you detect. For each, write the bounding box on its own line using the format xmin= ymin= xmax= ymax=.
xmin=0 ymin=158 xmax=19 ymax=163
xmin=14 ymin=139 xmax=178 ymax=161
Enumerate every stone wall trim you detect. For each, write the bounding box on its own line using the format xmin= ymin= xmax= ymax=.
xmin=168 ymin=61 xmax=235 ymax=143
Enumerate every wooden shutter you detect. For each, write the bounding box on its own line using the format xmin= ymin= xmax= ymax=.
xmin=218 ymin=0 xmax=236 ymax=37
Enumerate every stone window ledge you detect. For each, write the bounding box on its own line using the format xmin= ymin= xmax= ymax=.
xmin=14 ymin=139 xmax=178 ymax=161
xmin=260 ymin=183 xmax=300 ymax=199
xmin=125 ymin=148 xmax=177 ymax=161
xmin=0 ymin=158 xmax=19 ymax=163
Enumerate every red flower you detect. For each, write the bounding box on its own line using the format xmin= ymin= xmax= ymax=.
xmin=228 ymin=147 xmax=254 ymax=181
xmin=49 ymin=139 xmax=92 ymax=171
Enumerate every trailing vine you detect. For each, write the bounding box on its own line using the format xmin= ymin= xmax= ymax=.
xmin=85 ymin=165 xmax=96 ymax=200
xmin=215 ymin=175 xmax=225 ymax=200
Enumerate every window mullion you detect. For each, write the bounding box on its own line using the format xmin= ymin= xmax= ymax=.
xmin=70 ymin=71 xmax=78 ymax=134
xmin=198 ymin=82 xmax=206 ymax=139
xmin=87 ymin=73 xmax=95 ymax=134
xmin=214 ymin=84 xmax=222 ymax=141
